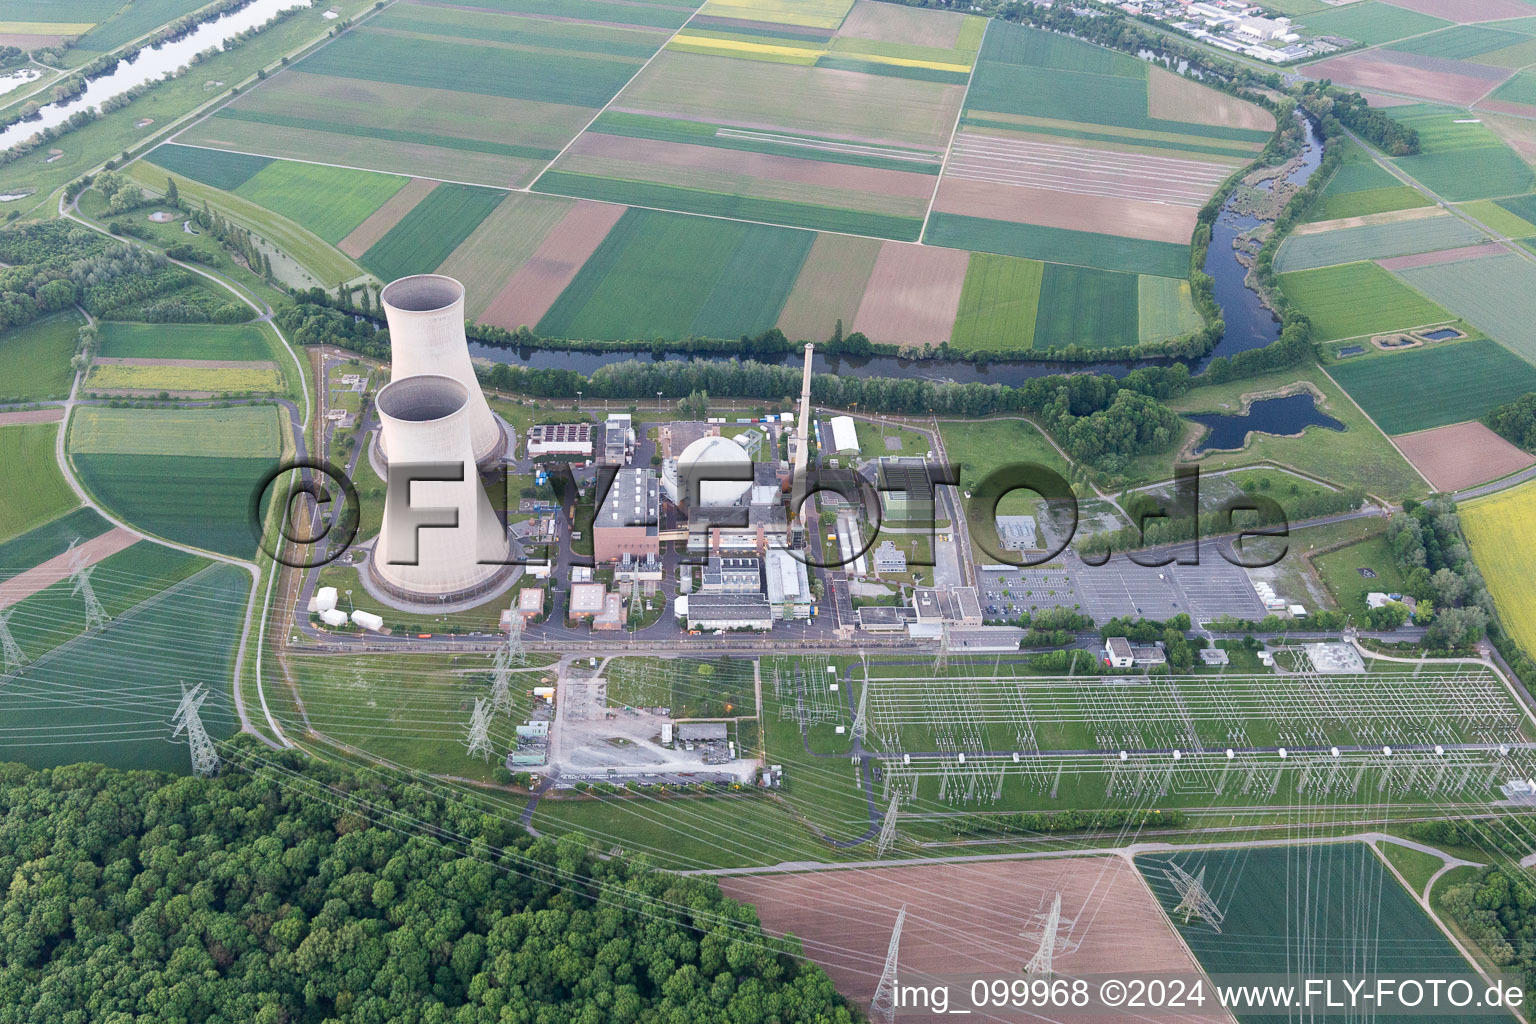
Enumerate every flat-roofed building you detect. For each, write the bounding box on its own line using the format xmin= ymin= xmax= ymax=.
xmin=857 ymin=605 xmax=917 ymax=633
xmin=765 ymin=547 xmax=812 ymax=620
xmin=593 ymin=592 xmax=625 ymax=631
xmin=684 ymin=592 xmax=773 ymax=631
xmin=594 ymin=467 xmax=659 ymax=563
xmin=527 ymin=422 xmax=592 ymax=459
xmin=878 ymin=457 xmax=934 ymax=521
xmin=569 ymin=582 xmax=607 ymax=619
xmin=872 ymin=540 xmax=906 ymax=575
xmin=912 ymin=586 xmax=982 ymax=626
xmin=701 ymin=555 xmax=762 ymax=593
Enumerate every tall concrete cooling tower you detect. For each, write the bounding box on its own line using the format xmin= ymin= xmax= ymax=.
xmin=381 ymin=274 xmax=505 ymax=468
xmin=370 ymin=374 xmax=512 ymax=602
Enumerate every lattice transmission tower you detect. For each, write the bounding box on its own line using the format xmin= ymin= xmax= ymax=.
xmin=869 ymin=905 xmax=907 ymax=1024
xmin=171 ymin=683 xmax=220 ymax=777
xmin=0 ymin=609 xmax=27 ymax=675
xmin=1022 ymin=893 xmax=1079 ymax=976
xmin=68 ymin=541 xmax=110 ymax=631
xmin=1166 ymin=863 xmax=1225 ymax=932
xmin=466 ymin=697 xmax=494 ymax=761
xmin=875 ymin=793 xmax=900 ymax=858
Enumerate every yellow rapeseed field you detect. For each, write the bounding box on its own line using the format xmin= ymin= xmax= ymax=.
xmin=1461 ymin=479 xmax=1536 ymax=655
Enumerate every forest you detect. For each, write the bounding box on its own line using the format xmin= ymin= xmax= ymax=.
xmin=0 ymin=741 xmax=855 ymax=1024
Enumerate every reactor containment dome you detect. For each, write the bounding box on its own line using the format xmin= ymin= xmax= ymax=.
xmin=381 ymin=274 xmax=505 ymax=468
xmin=370 ymin=374 xmax=514 ymax=603
xmin=669 ymin=434 xmax=753 ymax=507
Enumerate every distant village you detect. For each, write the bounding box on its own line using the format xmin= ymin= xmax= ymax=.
xmin=1109 ymin=0 xmax=1348 ymax=63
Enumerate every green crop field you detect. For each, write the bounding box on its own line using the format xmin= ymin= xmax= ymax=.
xmin=949 ymin=253 xmax=1043 ymax=353
xmin=535 ymin=208 xmax=814 ymax=341
xmin=1396 ymin=252 xmax=1536 ymax=364
xmin=73 ymin=0 xmax=209 ymax=52
xmin=96 ymin=322 xmax=275 ymax=361
xmin=1459 ymin=198 xmax=1536 ymax=237
xmin=72 ymin=454 xmax=277 ymax=558
xmin=1276 ymin=216 xmax=1484 ymax=273
xmin=1033 ymin=264 xmax=1140 ymax=350
xmin=234 ymin=160 xmax=408 ymax=245
xmin=1327 ymin=338 xmax=1536 ymax=435
xmin=1308 ymin=185 xmax=1432 ymax=222
xmin=0 ymin=311 xmax=82 ymax=402
xmin=1139 ymin=844 xmax=1473 ymax=998
xmin=534 ymin=171 xmax=924 ymax=241
xmin=1494 ymin=192 xmax=1536 ymax=228
xmin=297 ymin=27 xmax=643 ymax=106
xmin=0 ymin=425 xmax=78 ymax=545
xmin=1138 ymin=274 xmax=1204 ymax=343
xmin=1389 ymin=25 xmax=1529 ymax=60
xmin=371 ymin=3 xmax=666 ymax=55
xmin=1389 ymin=106 xmax=1535 ymax=203
xmin=1278 ymin=262 xmax=1452 ymax=341
xmin=147 ymin=144 xmax=273 ymax=191
xmin=0 ymin=561 xmax=247 ymax=773
xmin=979 ymin=20 xmax=1144 ymax=76
xmin=69 ymin=405 xmax=282 ymax=458
xmin=0 ymin=507 xmax=109 ymax=575
xmin=1488 ymin=68 xmax=1536 ymax=108
xmin=925 ymin=214 xmax=1191 ymax=278
xmin=1299 ymin=1 xmax=1450 ymax=45
xmin=360 ymin=183 xmax=508 ymax=282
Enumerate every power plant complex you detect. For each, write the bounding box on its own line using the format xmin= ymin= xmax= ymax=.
xmin=369 ymin=274 xmax=515 ymax=605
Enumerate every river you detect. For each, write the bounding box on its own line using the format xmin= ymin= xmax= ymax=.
xmin=0 ymin=0 xmax=313 ymax=156
xmin=473 ymin=113 xmax=1325 ymax=386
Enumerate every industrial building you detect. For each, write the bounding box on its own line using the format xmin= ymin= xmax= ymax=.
xmin=825 ymin=414 xmax=859 ymax=454
xmin=877 ymin=457 xmax=935 ymax=521
xmin=677 ymin=593 xmax=774 ymax=631
xmin=913 ymin=586 xmax=982 ymax=626
xmin=614 ymin=554 xmax=663 ymax=595
xmin=593 ymin=467 xmax=660 ymax=563
xmin=857 ymin=605 xmax=918 ymax=632
xmin=600 ymin=413 xmax=634 ymax=466
xmin=380 ymin=275 xmax=504 ymax=468
xmin=677 ymin=722 xmax=728 ymax=742
xmin=568 ymin=583 xmax=607 ymax=620
xmin=1103 ymin=636 xmax=1166 ymax=668
xmin=370 ymin=373 xmax=513 ymax=603
xmin=701 ymin=555 xmax=762 ymax=593
xmin=526 ymin=422 xmax=592 ymax=459
xmin=872 ymin=540 xmax=907 ymax=575
xmin=687 ymin=502 xmax=788 ymax=556
xmin=764 ymin=547 xmax=812 ymax=620
xmin=592 ymin=592 xmax=625 ymax=631
xmin=664 ymin=433 xmax=753 ymax=506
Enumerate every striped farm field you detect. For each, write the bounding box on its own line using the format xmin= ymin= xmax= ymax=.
xmin=95 ymin=322 xmax=275 ymax=361
xmin=1326 ymin=338 xmax=1536 ymax=435
xmin=69 ymin=405 xmax=283 ymax=459
xmin=775 ymin=233 xmax=882 ymax=343
xmin=360 ymin=184 xmax=508 ymax=282
xmin=1274 ymin=213 xmax=1485 ymax=273
xmin=437 ymin=193 xmax=576 ymax=322
xmin=851 ymin=242 xmax=969 ymax=346
xmin=1137 ymin=275 xmax=1203 ymax=344
xmin=1033 ymin=264 xmax=1139 ymax=350
xmin=535 ymin=208 xmax=814 ymax=341
xmin=477 ymin=201 xmax=625 ymax=333
xmin=1395 ymin=252 xmax=1536 ymax=364
xmin=1277 ymin=261 xmax=1453 ymax=342
xmin=1464 ymin=479 xmax=1536 ymax=656
xmin=949 ymin=253 xmax=1043 ymax=354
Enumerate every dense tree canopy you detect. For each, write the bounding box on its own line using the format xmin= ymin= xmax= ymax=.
xmin=0 ymin=742 xmax=855 ymax=1024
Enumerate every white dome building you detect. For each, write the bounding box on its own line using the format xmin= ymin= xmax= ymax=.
xmin=665 ymin=434 xmax=752 ymax=507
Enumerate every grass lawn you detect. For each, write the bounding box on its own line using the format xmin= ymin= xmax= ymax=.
xmin=0 ymin=424 xmax=79 ymax=544
xmin=855 ymin=418 xmax=930 ymax=459
xmin=1378 ymin=840 xmax=1446 ymax=898
xmin=1278 ymin=261 xmax=1453 ymax=342
xmin=1325 ymin=338 xmax=1536 ymax=435
xmin=605 ymin=656 xmax=756 ymax=718
xmin=0 ymin=311 xmax=83 ymax=402
xmin=1156 ymin=363 xmax=1428 ymax=500
xmin=939 ymin=417 xmax=1076 ymax=561
xmin=1313 ymin=532 xmax=1407 ymax=617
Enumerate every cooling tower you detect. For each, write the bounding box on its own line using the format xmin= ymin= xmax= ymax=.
xmin=381 ymin=274 xmax=505 ymax=468
xmin=370 ymin=374 xmax=512 ymax=602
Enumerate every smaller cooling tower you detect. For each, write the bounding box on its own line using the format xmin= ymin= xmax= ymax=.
xmin=370 ymin=374 xmax=512 ymax=602
xmin=381 ymin=274 xmax=505 ymax=468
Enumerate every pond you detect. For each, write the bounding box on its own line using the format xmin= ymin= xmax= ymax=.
xmin=1186 ymin=393 xmax=1344 ymax=453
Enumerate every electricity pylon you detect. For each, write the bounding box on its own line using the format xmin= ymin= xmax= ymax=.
xmin=466 ymin=697 xmax=494 ymax=761
xmin=1166 ymin=863 xmax=1224 ymax=932
xmin=851 ymin=676 xmax=869 ymax=744
xmin=0 ymin=609 xmax=27 ymax=674
xmin=869 ymin=905 xmax=907 ymax=1024
xmin=68 ymin=541 xmax=109 ymax=631
xmin=171 ymin=683 xmax=219 ymax=777
xmin=875 ymin=793 xmax=900 ymax=858
xmin=1022 ymin=894 xmax=1073 ymax=977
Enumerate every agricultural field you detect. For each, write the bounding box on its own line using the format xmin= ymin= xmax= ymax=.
xmin=1304 ymin=138 xmax=1433 ymax=223
xmin=0 ymin=311 xmax=83 ymax=402
xmin=1139 ymin=845 xmax=1477 ymax=993
xmin=1277 ymin=261 xmax=1454 ymax=341
xmin=1276 ymin=211 xmax=1485 ymax=273
xmin=773 ymin=232 xmax=884 ymax=344
xmin=84 ymin=363 xmax=284 ymax=395
xmin=534 ymin=208 xmax=814 ymax=341
xmin=1464 ymin=479 xmax=1536 ymax=655
xmin=0 ymin=424 xmax=79 ymax=544
xmin=0 ymin=0 xmax=124 ymax=48
xmin=1303 ymin=43 xmax=1517 ymax=109
xmin=1298 ymin=1 xmax=1451 ymax=45
xmin=1325 ymin=338 xmax=1536 ymax=435
xmin=95 ymin=322 xmax=276 ymax=361
xmin=1138 ymin=274 xmax=1204 ymax=345
xmin=0 ymin=558 xmax=247 ymax=773
xmin=358 ymin=183 xmax=509 ymax=283
xmin=1394 ymin=251 xmax=1536 ymax=364
xmin=927 ymin=20 xmax=1269 ymax=276
xmin=69 ymin=405 xmax=284 ymax=558
xmin=948 ymin=252 xmax=1042 ymax=353
xmin=1393 ymin=420 xmax=1534 ymax=492
xmin=1387 ymin=105 xmax=1536 ymax=202
xmin=0 ymin=507 xmax=110 ymax=576
xmin=176 ymin=0 xmax=683 ymax=188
